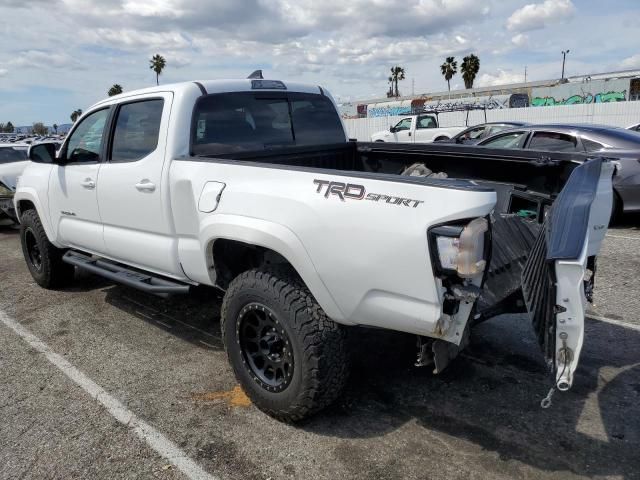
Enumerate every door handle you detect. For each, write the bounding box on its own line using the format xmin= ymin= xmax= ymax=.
xmin=408 ymin=132 xmax=412 ymax=136
xmin=81 ymin=178 xmax=96 ymax=189
xmin=135 ymin=180 xmax=156 ymax=192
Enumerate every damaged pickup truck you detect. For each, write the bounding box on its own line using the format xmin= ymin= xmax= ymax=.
xmin=15 ymin=78 xmax=613 ymax=421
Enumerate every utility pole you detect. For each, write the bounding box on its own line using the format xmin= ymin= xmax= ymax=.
xmin=412 ymin=78 xmax=415 ymax=96
xmin=561 ymin=50 xmax=570 ymax=80
xmin=524 ymin=66 xmax=527 ymax=83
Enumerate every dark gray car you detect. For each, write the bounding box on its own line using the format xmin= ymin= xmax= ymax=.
xmin=439 ymin=121 xmax=530 ymax=145
xmin=477 ymin=124 xmax=640 ymax=214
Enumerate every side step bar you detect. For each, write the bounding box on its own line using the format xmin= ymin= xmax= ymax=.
xmin=63 ymin=251 xmax=190 ymax=297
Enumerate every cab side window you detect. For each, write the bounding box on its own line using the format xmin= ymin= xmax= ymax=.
xmin=65 ymin=109 xmax=109 ymax=163
xmin=111 ymin=99 xmax=164 ymax=162
xmin=528 ymin=131 xmax=580 ymax=152
xmin=393 ymin=118 xmax=412 ymax=131
xmin=416 ymin=116 xmax=436 ymax=129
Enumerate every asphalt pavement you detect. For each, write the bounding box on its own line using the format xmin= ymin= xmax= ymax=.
xmin=0 ymin=218 xmax=639 ymax=480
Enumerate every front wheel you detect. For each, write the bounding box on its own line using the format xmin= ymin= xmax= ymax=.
xmin=20 ymin=209 xmax=74 ymax=288
xmin=221 ymin=268 xmax=349 ymax=422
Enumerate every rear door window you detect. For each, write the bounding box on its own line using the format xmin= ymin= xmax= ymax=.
xmin=110 ymin=99 xmax=164 ymax=162
xmin=192 ymin=93 xmax=345 ymax=156
xmin=528 ymin=131 xmax=580 ymax=152
xmin=481 ymin=131 xmax=528 ymax=149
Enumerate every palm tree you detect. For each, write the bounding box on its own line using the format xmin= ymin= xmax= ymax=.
xmin=440 ymin=57 xmax=458 ymax=92
xmin=149 ymin=54 xmax=166 ymax=86
xmin=390 ymin=66 xmax=405 ymax=97
xmin=386 ymin=76 xmax=394 ymax=97
xmin=70 ymin=109 xmax=82 ymax=123
xmin=461 ymin=54 xmax=480 ymax=90
xmin=108 ymin=84 xmax=123 ymax=96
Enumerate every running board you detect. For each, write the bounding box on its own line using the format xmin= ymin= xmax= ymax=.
xmin=63 ymin=251 xmax=190 ymax=297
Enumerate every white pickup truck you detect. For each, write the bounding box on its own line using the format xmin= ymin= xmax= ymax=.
xmin=370 ymin=114 xmax=466 ymax=143
xmin=16 ymin=78 xmax=613 ymax=421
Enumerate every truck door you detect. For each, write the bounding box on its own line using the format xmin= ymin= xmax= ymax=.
xmin=96 ymin=93 xmax=182 ymax=278
xmin=521 ymin=157 xmax=614 ymax=391
xmin=48 ymin=108 xmax=110 ymax=254
xmin=392 ymin=117 xmax=413 ymax=143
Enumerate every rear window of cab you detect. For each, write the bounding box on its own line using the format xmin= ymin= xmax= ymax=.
xmin=191 ymin=92 xmax=346 ymax=156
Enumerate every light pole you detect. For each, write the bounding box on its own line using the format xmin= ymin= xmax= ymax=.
xmin=561 ymin=50 xmax=570 ymax=80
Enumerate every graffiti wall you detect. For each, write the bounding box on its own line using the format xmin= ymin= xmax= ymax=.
xmin=531 ymin=78 xmax=628 ymax=107
xmin=364 ymin=94 xmax=528 ymax=117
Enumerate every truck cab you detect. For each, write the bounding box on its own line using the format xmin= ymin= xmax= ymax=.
xmin=371 ymin=114 xmax=465 ymax=143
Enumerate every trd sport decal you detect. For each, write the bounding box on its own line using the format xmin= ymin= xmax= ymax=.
xmin=313 ymin=179 xmax=423 ymax=208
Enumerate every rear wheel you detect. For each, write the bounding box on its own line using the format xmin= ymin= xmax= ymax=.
xmin=221 ymin=268 xmax=349 ymax=422
xmin=20 ymin=209 xmax=74 ymax=288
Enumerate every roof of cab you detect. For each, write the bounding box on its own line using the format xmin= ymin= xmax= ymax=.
xmin=91 ymin=79 xmax=326 ymax=109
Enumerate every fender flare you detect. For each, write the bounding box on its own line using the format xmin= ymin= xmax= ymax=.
xmin=14 ymin=189 xmax=62 ymax=247
xmin=198 ymin=214 xmax=347 ymax=323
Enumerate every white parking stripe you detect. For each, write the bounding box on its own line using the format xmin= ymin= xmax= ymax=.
xmin=606 ymin=234 xmax=640 ymax=240
xmin=0 ymin=309 xmax=217 ymax=480
xmin=586 ymin=313 xmax=640 ymax=331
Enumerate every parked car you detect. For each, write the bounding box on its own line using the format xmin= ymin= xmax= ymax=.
xmin=371 ymin=114 xmax=466 ymax=143
xmin=0 ymin=143 xmax=29 ymax=222
xmin=477 ymin=124 xmax=640 ymax=214
xmin=17 ymin=79 xmax=613 ymax=421
xmin=438 ymin=122 xmax=530 ymax=144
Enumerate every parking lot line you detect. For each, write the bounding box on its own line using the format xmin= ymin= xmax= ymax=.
xmin=0 ymin=308 xmax=218 ymax=480
xmin=586 ymin=313 xmax=640 ymax=331
xmin=605 ymin=233 xmax=640 ymax=240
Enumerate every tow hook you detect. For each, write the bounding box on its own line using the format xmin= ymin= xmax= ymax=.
xmin=540 ymin=332 xmax=573 ymax=409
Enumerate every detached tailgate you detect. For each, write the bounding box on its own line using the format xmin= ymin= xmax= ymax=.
xmin=522 ymin=157 xmax=614 ymax=390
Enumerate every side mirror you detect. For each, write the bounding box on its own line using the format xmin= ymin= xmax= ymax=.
xmin=389 ymin=126 xmax=396 ymax=133
xmin=28 ymin=143 xmax=59 ymax=164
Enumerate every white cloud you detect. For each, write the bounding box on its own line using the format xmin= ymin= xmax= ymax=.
xmin=79 ymin=28 xmax=192 ymax=51
xmin=507 ymin=0 xmax=575 ymax=32
xmin=511 ymin=33 xmax=529 ymax=47
xmin=8 ymin=50 xmax=85 ymax=70
xmin=621 ymin=54 xmax=640 ymax=69
xmin=477 ymin=69 xmax=524 ymax=87
xmin=0 ymin=68 xmax=7 ymax=77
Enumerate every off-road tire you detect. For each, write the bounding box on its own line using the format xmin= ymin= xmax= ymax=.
xmin=20 ymin=209 xmax=74 ymax=288
xmin=221 ymin=268 xmax=349 ymax=422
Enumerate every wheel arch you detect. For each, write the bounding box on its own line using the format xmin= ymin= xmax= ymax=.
xmin=14 ymin=191 xmax=59 ymax=246
xmin=198 ymin=215 xmax=346 ymax=322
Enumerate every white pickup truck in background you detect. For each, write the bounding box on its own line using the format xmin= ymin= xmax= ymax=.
xmin=15 ymin=78 xmax=613 ymax=422
xmin=371 ymin=114 xmax=466 ymax=143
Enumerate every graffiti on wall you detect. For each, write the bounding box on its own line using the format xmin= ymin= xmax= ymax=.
xmin=532 ymin=90 xmax=627 ymax=107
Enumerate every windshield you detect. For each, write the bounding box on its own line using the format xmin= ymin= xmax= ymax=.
xmin=191 ymin=92 xmax=346 ymax=156
xmin=0 ymin=146 xmax=28 ymax=164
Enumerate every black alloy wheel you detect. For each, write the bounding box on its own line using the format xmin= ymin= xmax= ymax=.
xmin=237 ymin=303 xmax=294 ymax=393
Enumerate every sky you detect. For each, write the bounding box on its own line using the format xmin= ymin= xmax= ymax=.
xmin=0 ymin=0 xmax=639 ymax=125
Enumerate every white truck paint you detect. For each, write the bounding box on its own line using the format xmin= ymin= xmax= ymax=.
xmin=14 ymin=79 xmax=612 ymax=420
xmin=370 ymin=114 xmax=466 ymax=143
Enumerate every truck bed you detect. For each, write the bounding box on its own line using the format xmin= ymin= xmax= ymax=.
xmin=199 ymin=141 xmax=589 ymax=323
